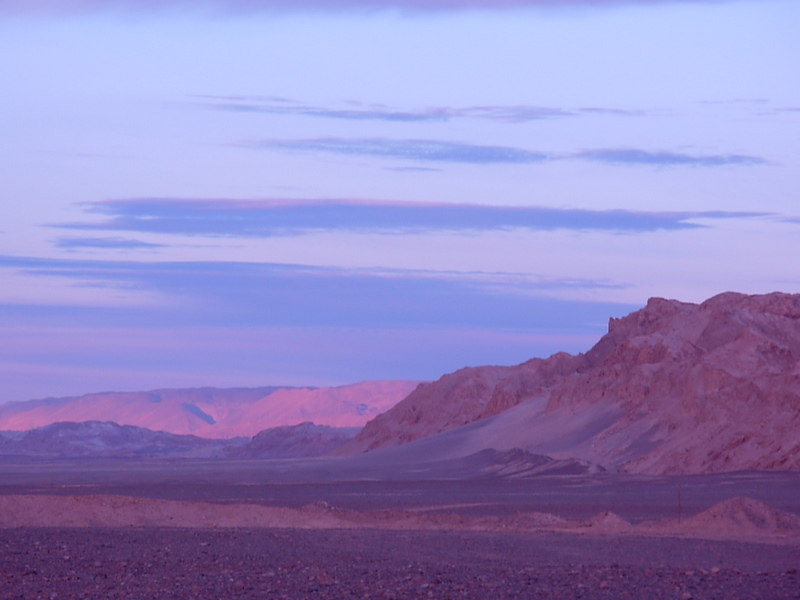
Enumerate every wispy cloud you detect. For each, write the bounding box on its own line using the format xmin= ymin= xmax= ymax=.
xmin=758 ymin=106 xmax=800 ymax=117
xmin=387 ymin=166 xmax=441 ymax=173
xmin=196 ymin=96 xmax=577 ymax=123
xmin=56 ymin=198 xmax=766 ymax=238
xmin=0 ymin=0 xmax=744 ymax=16
xmin=0 ymin=254 xmax=633 ymax=331
xmin=249 ymin=138 xmax=551 ymax=164
xmin=572 ymin=148 xmax=768 ymax=167
xmin=197 ymin=96 xmax=454 ymax=123
xmin=577 ymin=107 xmax=647 ymax=117
xmin=244 ymin=136 xmax=768 ymax=168
xmin=696 ymin=99 xmax=800 ymax=119
xmin=56 ymin=237 xmax=165 ymax=250
xmin=459 ymin=105 xmax=575 ymax=122
xmin=0 ymin=253 xmax=638 ymax=396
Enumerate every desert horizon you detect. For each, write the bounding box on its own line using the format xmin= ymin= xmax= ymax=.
xmin=3 ymin=292 xmax=798 ymax=469
xmin=4 ymin=0 xmax=798 ymax=596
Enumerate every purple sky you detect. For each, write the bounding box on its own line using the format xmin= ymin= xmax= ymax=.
xmin=0 ymin=0 xmax=754 ymax=13
xmin=1 ymin=0 xmax=798 ymax=402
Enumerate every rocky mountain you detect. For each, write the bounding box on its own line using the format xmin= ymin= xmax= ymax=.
xmin=0 ymin=421 xmax=359 ymax=459
xmin=226 ymin=422 xmax=359 ymax=459
xmin=0 ymin=380 xmax=418 ymax=439
xmin=0 ymin=421 xmax=231 ymax=458
xmin=339 ymin=292 xmax=800 ymax=475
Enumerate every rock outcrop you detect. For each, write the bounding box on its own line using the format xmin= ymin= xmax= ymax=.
xmin=225 ymin=422 xmax=359 ymax=458
xmin=340 ymin=292 xmax=800 ymax=474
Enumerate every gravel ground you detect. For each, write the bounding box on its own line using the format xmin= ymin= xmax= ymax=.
xmin=2 ymin=527 xmax=798 ymax=600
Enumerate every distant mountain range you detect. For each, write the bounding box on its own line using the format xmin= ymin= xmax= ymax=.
xmin=0 ymin=380 xmax=419 ymax=438
xmin=3 ymin=292 xmax=799 ymax=475
xmin=0 ymin=421 xmax=359 ymax=459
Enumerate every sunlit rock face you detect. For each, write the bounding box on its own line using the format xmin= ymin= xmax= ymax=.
xmin=0 ymin=381 xmax=419 ymax=439
xmin=342 ymin=292 xmax=800 ymax=475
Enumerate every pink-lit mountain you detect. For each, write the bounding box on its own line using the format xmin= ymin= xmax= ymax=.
xmin=0 ymin=381 xmax=418 ymax=439
xmin=339 ymin=292 xmax=800 ymax=474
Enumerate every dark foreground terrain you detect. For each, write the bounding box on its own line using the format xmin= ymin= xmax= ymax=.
xmin=2 ymin=457 xmax=800 ymax=522
xmin=1 ymin=458 xmax=798 ymax=599
xmin=2 ymin=527 xmax=799 ymax=600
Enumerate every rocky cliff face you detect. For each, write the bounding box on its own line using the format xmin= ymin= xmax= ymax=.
xmin=342 ymin=292 xmax=800 ymax=474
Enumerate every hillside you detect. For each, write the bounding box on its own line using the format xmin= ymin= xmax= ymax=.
xmin=339 ymin=292 xmax=800 ymax=474
xmin=0 ymin=421 xmax=358 ymax=459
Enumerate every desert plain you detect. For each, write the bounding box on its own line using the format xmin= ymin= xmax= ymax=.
xmin=1 ymin=455 xmax=799 ymax=600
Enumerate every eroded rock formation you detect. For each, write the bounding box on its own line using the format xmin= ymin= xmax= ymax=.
xmin=342 ymin=292 xmax=800 ymax=474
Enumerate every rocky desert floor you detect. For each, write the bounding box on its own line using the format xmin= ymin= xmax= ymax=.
xmin=1 ymin=458 xmax=798 ymax=599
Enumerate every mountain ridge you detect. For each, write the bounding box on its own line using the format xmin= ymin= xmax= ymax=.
xmin=0 ymin=381 xmax=419 ymax=439
xmin=338 ymin=292 xmax=800 ymax=474
xmin=0 ymin=420 xmax=359 ymax=459
xmin=4 ymin=292 xmax=798 ymax=475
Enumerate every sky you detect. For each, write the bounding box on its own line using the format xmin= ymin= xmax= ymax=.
xmin=1 ymin=0 xmax=798 ymax=403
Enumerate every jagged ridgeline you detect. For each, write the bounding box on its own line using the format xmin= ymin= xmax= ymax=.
xmin=339 ymin=292 xmax=800 ymax=475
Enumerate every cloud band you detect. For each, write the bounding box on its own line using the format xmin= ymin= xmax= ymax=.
xmin=54 ymin=198 xmax=765 ymax=238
